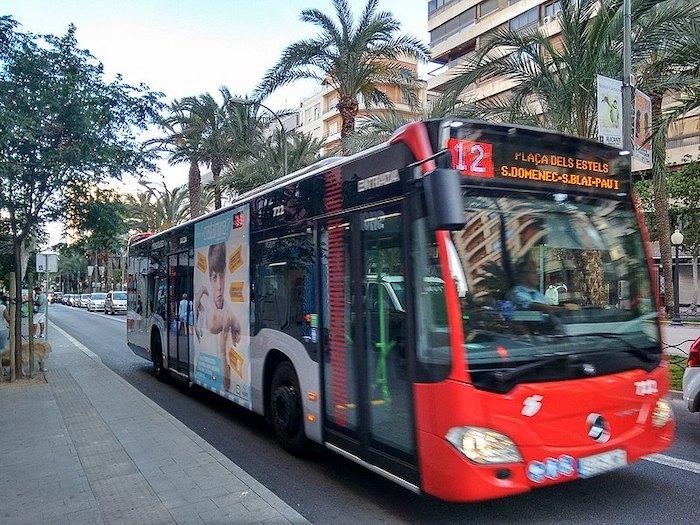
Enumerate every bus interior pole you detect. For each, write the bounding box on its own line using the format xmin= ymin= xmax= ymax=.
xmin=622 ymin=0 xmax=633 ymax=183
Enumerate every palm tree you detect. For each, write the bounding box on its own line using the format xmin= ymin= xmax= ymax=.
xmin=255 ymin=0 xmax=429 ymax=150
xmin=178 ymin=93 xmax=229 ymax=210
xmin=153 ymin=100 xmax=205 ymax=218
xmin=446 ymin=0 xmax=699 ymax=312
xmin=126 ymin=181 xmax=190 ymax=232
xmin=344 ymin=92 xmax=480 ymax=153
xmin=220 ymin=130 xmax=324 ymax=195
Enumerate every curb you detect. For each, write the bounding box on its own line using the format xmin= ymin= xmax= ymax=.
xmin=48 ymin=322 xmax=309 ymax=524
xmin=668 ymin=389 xmax=683 ymax=401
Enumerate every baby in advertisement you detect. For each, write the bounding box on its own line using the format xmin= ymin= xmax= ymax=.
xmin=193 ymin=209 xmax=250 ymax=406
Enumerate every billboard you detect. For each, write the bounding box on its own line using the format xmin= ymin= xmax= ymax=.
xmin=193 ymin=205 xmax=251 ymax=408
xmin=633 ymin=89 xmax=653 ymax=169
xmin=597 ymin=75 xmax=623 ymax=149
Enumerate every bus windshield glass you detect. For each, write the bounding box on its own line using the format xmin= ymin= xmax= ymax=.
xmin=452 ymin=190 xmax=659 ymax=389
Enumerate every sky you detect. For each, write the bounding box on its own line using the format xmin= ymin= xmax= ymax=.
xmin=4 ymin=0 xmax=429 ymax=247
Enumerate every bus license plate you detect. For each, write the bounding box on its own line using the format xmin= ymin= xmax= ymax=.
xmin=578 ymin=449 xmax=627 ymax=478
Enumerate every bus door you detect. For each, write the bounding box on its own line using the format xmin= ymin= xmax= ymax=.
xmin=321 ymin=202 xmax=418 ymax=485
xmin=167 ymin=250 xmax=193 ymax=375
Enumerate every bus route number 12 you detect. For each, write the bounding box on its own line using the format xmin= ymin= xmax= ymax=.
xmin=448 ymin=138 xmax=494 ymax=178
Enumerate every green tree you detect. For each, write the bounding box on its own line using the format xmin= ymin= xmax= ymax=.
xmin=256 ymin=0 xmax=428 ymax=149
xmin=0 ymin=21 xmax=161 ymax=375
xmin=67 ymin=188 xmax=129 ymax=290
xmin=446 ymin=0 xmax=699 ymax=312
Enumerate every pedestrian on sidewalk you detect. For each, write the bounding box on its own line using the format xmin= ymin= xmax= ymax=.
xmin=0 ymin=294 xmax=9 ymax=352
xmin=33 ymin=286 xmax=47 ymax=338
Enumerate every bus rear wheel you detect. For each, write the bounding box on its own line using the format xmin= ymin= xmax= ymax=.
xmin=270 ymin=361 xmax=306 ymax=454
xmin=152 ymin=339 xmax=167 ymax=382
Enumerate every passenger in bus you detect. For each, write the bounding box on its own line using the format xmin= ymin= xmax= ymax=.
xmin=178 ymin=293 xmax=193 ymax=335
xmin=194 ymin=242 xmax=242 ymax=390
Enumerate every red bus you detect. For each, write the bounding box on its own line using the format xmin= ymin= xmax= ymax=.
xmin=127 ymin=118 xmax=673 ymax=502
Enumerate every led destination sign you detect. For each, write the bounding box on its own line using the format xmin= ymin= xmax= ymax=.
xmin=501 ymin=151 xmax=619 ymax=191
xmin=448 ymin=136 xmax=626 ymax=193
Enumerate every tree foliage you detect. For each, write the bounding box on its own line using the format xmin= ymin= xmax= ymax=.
xmin=256 ymin=0 xmax=428 ymax=144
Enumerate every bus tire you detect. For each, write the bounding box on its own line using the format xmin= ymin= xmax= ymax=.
xmin=270 ymin=360 xmax=306 ymax=454
xmin=152 ymin=335 xmax=167 ymax=382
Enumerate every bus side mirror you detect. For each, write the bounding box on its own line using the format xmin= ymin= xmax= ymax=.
xmin=423 ymin=168 xmax=465 ymax=231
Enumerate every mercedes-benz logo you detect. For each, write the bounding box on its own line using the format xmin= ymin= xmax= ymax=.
xmin=586 ymin=413 xmax=610 ymax=443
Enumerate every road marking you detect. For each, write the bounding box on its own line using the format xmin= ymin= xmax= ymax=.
xmin=643 ymin=454 xmax=700 ymax=474
xmin=49 ymin=321 xmax=102 ymax=363
xmin=55 ymin=304 xmax=126 ymax=323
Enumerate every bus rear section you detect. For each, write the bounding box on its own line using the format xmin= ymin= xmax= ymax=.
xmin=408 ymin=119 xmax=673 ymax=501
xmin=126 ymin=118 xmax=673 ymax=503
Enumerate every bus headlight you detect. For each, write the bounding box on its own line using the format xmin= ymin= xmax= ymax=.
xmin=651 ymin=399 xmax=672 ymax=428
xmin=446 ymin=427 xmax=522 ymax=464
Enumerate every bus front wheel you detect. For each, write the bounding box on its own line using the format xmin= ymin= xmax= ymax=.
xmin=270 ymin=361 xmax=306 ymax=454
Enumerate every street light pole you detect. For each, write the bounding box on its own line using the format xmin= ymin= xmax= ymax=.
xmin=622 ymin=0 xmax=633 ymax=162
xmin=232 ymin=98 xmax=287 ymax=177
xmin=671 ymin=228 xmax=684 ymax=326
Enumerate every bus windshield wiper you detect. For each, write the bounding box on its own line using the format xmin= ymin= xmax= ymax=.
xmin=548 ymin=333 xmax=658 ymax=363
xmin=491 ymin=353 xmax=582 ymax=385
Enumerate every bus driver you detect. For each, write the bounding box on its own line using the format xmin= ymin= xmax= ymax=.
xmin=195 ymin=242 xmax=242 ymax=390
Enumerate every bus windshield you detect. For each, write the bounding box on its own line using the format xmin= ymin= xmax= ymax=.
xmin=452 ymin=189 xmax=660 ymax=390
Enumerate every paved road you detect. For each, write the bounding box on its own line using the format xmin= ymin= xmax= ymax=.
xmin=49 ymin=304 xmax=699 ymax=524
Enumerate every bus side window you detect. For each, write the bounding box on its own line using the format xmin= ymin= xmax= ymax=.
xmin=412 ymin=214 xmax=452 ymax=382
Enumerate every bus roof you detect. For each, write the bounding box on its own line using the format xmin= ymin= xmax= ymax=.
xmin=129 ymin=140 xmax=392 ymax=249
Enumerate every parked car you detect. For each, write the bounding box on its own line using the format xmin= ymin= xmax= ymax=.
xmin=67 ymin=294 xmax=77 ymax=306
xmin=52 ymin=292 xmax=63 ymax=304
xmin=87 ymin=292 xmax=107 ymax=312
xmin=682 ymin=336 xmax=700 ymax=419
xmin=79 ymin=294 xmax=91 ymax=308
xmin=105 ymin=291 xmax=127 ymax=315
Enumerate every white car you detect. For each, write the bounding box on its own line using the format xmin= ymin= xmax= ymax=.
xmin=682 ymin=337 xmax=700 ymax=418
xmin=88 ymin=292 xmax=107 ymax=311
xmin=105 ymin=291 xmax=127 ymax=315
xmin=79 ymin=294 xmax=91 ymax=308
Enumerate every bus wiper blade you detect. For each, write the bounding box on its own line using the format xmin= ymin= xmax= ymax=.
xmin=552 ymin=333 xmax=658 ymax=363
xmin=593 ymin=333 xmax=659 ymax=362
xmin=493 ymin=353 xmax=581 ymax=385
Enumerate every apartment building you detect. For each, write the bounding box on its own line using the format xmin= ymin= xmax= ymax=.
xmin=297 ymin=59 xmax=427 ymax=154
xmin=427 ymin=0 xmax=699 ymax=166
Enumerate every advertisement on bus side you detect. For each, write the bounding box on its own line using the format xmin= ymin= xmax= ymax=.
xmin=193 ymin=205 xmax=251 ymax=409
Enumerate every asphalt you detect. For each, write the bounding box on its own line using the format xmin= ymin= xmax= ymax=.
xmin=49 ymin=304 xmax=699 ymax=524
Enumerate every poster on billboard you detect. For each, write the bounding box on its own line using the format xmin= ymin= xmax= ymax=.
xmin=633 ymin=89 xmax=653 ymax=169
xmin=597 ymin=75 xmax=623 ymax=148
xmin=193 ymin=205 xmax=251 ymax=409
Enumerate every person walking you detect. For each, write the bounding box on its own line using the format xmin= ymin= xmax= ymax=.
xmin=33 ymin=286 xmax=47 ymax=338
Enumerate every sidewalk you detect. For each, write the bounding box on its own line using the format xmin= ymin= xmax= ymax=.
xmin=0 ymin=325 xmax=308 ymax=525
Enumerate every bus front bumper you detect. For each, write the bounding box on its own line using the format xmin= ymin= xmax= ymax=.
xmin=417 ymin=419 xmax=673 ymax=502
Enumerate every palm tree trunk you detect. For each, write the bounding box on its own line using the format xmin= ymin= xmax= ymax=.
xmin=211 ymin=159 xmax=223 ymax=210
xmin=188 ymin=160 xmax=203 ymax=218
xmin=338 ymin=96 xmax=359 ymax=155
xmin=651 ymin=95 xmax=674 ymax=317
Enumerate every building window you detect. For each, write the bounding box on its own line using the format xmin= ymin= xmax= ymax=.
xmin=328 ymin=96 xmax=339 ymax=112
xmin=480 ymin=0 xmax=499 ymax=17
xmin=428 ymin=0 xmax=458 ymax=16
xmin=510 ymin=6 xmax=539 ymax=32
xmin=313 ymin=104 xmax=320 ymax=119
xmin=544 ymin=1 xmax=562 ymax=19
xmin=305 ymin=108 xmax=313 ymax=123
xmin=509 ymin=0 xmax=522 ymax=5
xmin=329 ymin=121 xmax=338 ymax=135
xmin=429 ymin=7 xmax=476 ymax=45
